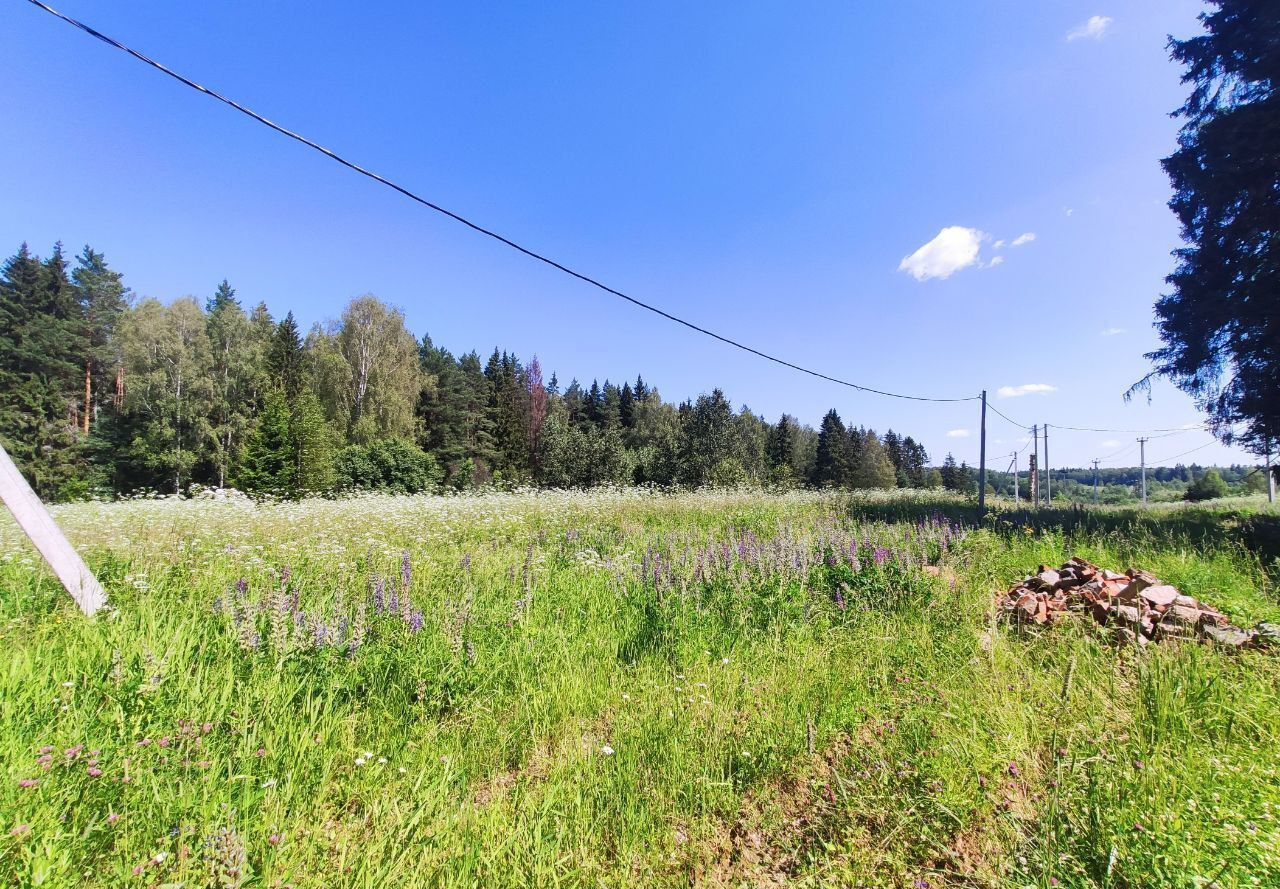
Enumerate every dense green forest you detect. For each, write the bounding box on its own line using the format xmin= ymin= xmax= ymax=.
xmin=3 ymin=242 xmax=1265 ymax=504
xmin=1 ymin=242 xmax=958 ymax=501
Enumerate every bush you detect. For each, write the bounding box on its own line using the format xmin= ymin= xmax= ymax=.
xmin=1185 ymin=468 xmax=1229 ymax=502
xmin=334 ymin=438 xmax=441 ymax=494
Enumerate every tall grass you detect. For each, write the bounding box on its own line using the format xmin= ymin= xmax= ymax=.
xmin=1 ymin=490 xmax=1277 ymax=887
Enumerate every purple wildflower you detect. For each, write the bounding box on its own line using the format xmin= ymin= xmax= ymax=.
xmin=401 ymin=551 xmax=412 ymax=594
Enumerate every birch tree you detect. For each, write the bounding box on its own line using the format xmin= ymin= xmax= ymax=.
xmin=119 ymin=297 xmax=213 ymax=493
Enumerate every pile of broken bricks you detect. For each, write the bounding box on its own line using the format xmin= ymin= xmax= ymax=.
xmin=996 ymin=556 xmax=1279 ymax=650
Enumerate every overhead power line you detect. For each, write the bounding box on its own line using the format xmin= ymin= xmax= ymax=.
xmin=23 ymin=0 xmax=977 ymax=405
xmin=1149 ymin=440 xmax=1215 ymax=465
xmin=985 ymin=402 xmax=1029 ymax=430
xmin=985 ymin=401 xmax=1207 ymax=437
xmin=1097 ymin=442 xmax=1138 ymax=464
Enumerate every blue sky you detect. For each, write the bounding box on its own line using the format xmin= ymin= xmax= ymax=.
xmin=2 ymin=0 xmax=1255 ymax=470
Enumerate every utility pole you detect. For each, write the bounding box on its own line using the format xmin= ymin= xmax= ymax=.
xmin=1267 ymin=438 xmax=1276 ymax=505
xmin=1092 ymin=458 xmax=1100 ymax=504
xmin=1044 ymin=423 xmax=1051 ymax=506
xmin=1138 ymin=437 xmax=1148 ymax=506
xmin=1031 ymin=424 xmax=1039 ymax=509
xmin=1013 ymin=451 xmax=1019 ymax=506
xmin=978 ymin=390 xmax=987 ymax=516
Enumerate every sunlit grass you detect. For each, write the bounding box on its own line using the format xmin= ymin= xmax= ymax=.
xmin=1 ymin=489 xmax=1277 ymax=887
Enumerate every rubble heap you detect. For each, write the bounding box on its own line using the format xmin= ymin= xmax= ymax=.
xmin=995 ymin=556 xmax=1279 ymax=650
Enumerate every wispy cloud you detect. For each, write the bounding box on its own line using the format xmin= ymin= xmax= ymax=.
xmin=899 ymin=226 xmax=986 ymax=281
xmin=946 ymin=428 xmax=971 ymax=439
xmin=1067 ymin=15 xmax=1112 ymax=41
xmin=1101 ymin=439 xmax=1120 ymax=449
xmin=986 ymin=255 xmax=1005 ymax=268
xmin=1100 ymin=327 xmax=1125 ymax=336
xmin=997 ymin=383 xmax=1057 ymax=399
xmin=1010 ymin=232 xmax=1036 ymax=247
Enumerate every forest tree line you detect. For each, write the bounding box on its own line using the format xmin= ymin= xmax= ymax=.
xmin=1 ymin=242 xmax=963 ymax=501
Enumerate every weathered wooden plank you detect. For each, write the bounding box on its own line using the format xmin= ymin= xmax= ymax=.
xmin=0 ymin=440 xmax=107 ymax=616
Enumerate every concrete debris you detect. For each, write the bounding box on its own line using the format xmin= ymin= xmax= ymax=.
xmin=995 ymin=557 xmax=1274 ymax=651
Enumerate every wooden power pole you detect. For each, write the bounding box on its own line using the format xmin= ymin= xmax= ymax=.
xmin=0 ymin=440 xmax=106 ymax=616
xmin=1138 ymin=437 xmax=1149 ymax=506
xmin=978 ymin=390 xmax=987 ymax=516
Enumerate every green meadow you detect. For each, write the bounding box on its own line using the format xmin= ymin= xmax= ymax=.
xmin=2 ymin=489 xmax=1278 ymax=888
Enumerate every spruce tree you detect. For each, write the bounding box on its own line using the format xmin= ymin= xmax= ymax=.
xmin=1138 ymin=0 xmax=1280 ymax=456
xmin=206 ymin=278 xmax=238 ymax=313
xmin=0 ymin=243 xmax=89 ymax=496
xmin=619 ymin=381 xmax=635 ymax=429
xmin=268 ymin=312 xmax=306 ymax=398
xmin=813 ymin=409 xmax=851 ymax=487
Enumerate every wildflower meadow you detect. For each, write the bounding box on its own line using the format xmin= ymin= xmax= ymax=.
xmin=2 ymin=489 xmax=1278 ymax=887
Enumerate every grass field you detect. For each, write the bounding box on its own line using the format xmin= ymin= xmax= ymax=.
xmin=2 ymin=489 xmax=1279 ymax=888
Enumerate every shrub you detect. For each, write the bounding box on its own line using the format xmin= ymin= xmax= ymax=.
xmin=334 ymin=438 xmax=441 ymax=494
xmin=1185 ymin=468 xmax=1228 ymax=502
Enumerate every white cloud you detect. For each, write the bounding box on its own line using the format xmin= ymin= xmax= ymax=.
xmin=1010 ymin=232 xmax=1036 ymax=247
xmin=1100 ymin=327 xmax=1125 ymax=336
xmin=987 ymin=255 xmax=1005 ymax=268
xmin=899 ymin=226 xmax=986 ymax=281
xmin=992 ymin=239 xmax=1007 ymax=249
xmin=1067 ymin=15 xmax=1112 ymax=41
xmin=1101 ymin=439 xmax=1120 ymax=449
xmin=946 ymin=428 xmax=971 ymax=439
xmin=997 ymin=383 xmax=1058 ymax=398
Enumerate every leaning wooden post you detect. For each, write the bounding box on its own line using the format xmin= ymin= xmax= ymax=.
xmin=0 ymin=440 xmax=107 ymax=615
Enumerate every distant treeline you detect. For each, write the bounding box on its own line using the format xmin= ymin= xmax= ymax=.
xmin=982 ymin=464 xmax=1267 ymax=504
xmin=1 ymin=241 xmax=983 ymax=501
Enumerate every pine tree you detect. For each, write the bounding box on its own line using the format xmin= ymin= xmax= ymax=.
xmin=416 ymin=335 xmax=469 ymax=478
xmin=458 ymin=351 xmax=499 ymax=483
xmin=73 ymin=246 xmax=129 ymax=434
